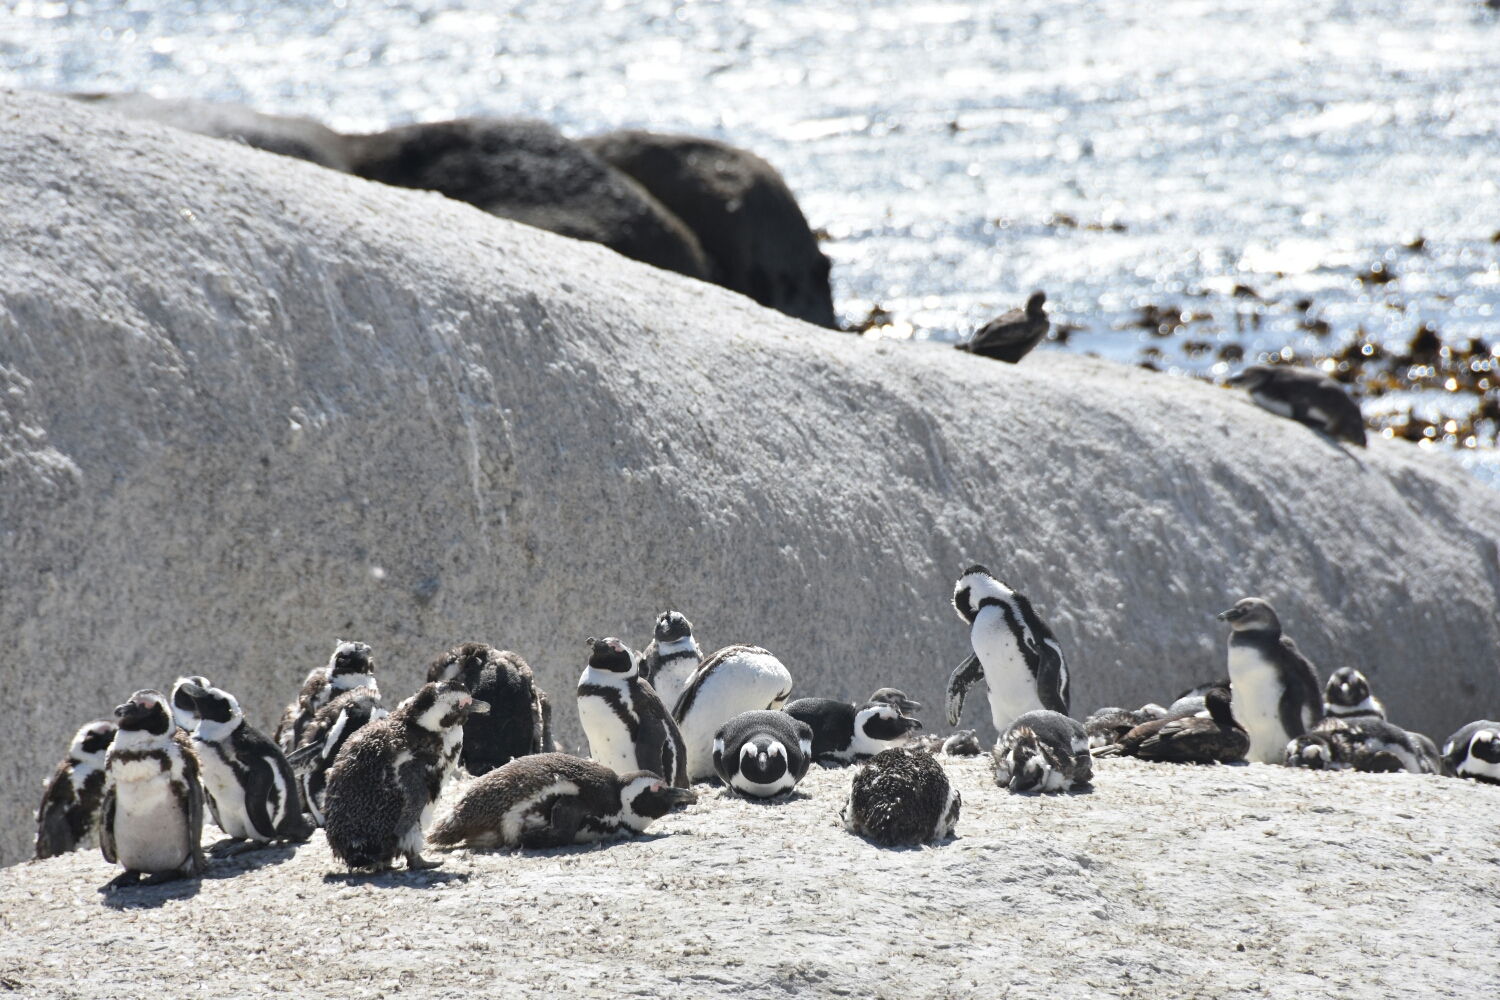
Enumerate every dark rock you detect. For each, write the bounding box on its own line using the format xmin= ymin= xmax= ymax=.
xmin=580 ymin=130 xmax=835 ymax=327
xmin=345 ymin=119 xmax=711 ymax=281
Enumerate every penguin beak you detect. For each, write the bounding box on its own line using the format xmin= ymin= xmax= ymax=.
xmin=664 ymin=787 xmax=697 ymax=806
xmin=903 ymin=718 xmax=924 ymax=732
xmin=1216 ymin=608 xmax=1239 ymax=622
xmin=467 ymin=699 xmax=490 ymax=714
xmin=114 ymin=698 xmax=151 ymax=723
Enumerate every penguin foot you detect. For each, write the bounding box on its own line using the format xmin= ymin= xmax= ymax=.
xmin=209 ymin=838 xmax=256 ymax=858
xmin=143 ymin=870 xmax=188 ymax=886
xmin=405 ymin=852 xmax=442 ymax=871
xmin=101 ymin=870 xmax=144 ymax=892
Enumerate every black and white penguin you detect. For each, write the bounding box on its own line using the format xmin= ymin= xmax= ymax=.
xmin=322 ymin=681 xmax=486 ymax=871
xmin=868 ymin=688 xmax=924 ymax=715
xmin=942 ymin=730 xmax=984 ymax=756
xmin=273 ymin=641 xmax=379 ymax=754
xmin=576 ymin=636 xmax=691 ymax=788
xmin=286 ymin=685 xmax=389 ymax=825
xmin=674 ymin=644 xmax=794 ymax=782
xmin=177 ymin=681 xmax=315 ymax=850
xmin=428 ymin=753 xmax=697 ymax=849
xmin=171 ymin=675 xmax=212 ymax=731
xmin=1226 ymin=364 xmax=1367 ymax=446
xmin=992 ymin=710 xmax=1093 ymax=792
xmin=947 ymin=565 xmax=1070 ymax=734
xmin=1286 ymin=716 xmax=1430 ymax=773
xmin=99 ymin=691 xmax=207 ymax=888
xmin=712 ymin=711 xmax=814 ymax=798
xmin=783 ymin=693 xmax=923 ymax=764
xmin=641 ymin=611 xmax=703 ymax=712
xmin=1322 ymin=667 xmax=1386 ymax=720
xmin=1166 ymin=680 xmax=1231 ymax=719
xmin=956 ymin=290 xmax=1049 ymax=363
xmin=1098 ymin=688 xmax=1249 ymax=765
xmin=840 ymin=747 xmax=960 ymax=845
xmin=1442 ymin=721 xmax=1500 ymax=783
xmin=34 ymin=720 xmax=117 ymax=860
xmin=1217 ymin=598 xmax=1323 ymax=764
xmin=427 ymin=642 xmax=555 ymax=775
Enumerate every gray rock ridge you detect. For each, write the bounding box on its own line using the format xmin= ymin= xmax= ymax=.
xmin=2 ymin=89 xmax=1499 ymax=869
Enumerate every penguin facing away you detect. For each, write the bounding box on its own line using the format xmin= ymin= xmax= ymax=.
xmin=274 ymin=640 xmax=379 ymax=754
xmin=427 ymin=642 xmax=555 ymax=775
xmin=35 ymin=720 xmax=117 ymax=860
xmin=712 ymin=710 xmax=814 ymax=798
xmin=286 ymin=685 xmax=389 ymax=825
xmin=993 ymin=710 xmax=1093 ymax=793
xmin=641 ymin=611 xmax=704 ymax=712
xmin=429 ymin=753 xmax=697 ymax=849
xmin=947 ymin=565 xmax=1070 ymax=734
xmin=1217 ymin=598 xmax=1322 ymax=764
xmin=576 ymin=637 xmax=691 ymax=788
xmin=171 ymin=675 xmax=212 ymax=732
xmin=322 ymin=681 xmax=485 ymax=871
xmin=100 ymin=690 xmax=207 ymax=888
xmin=1322 ymin=667 xmax=1386 ymax=720
xmin=784 ymin=693 xmax=923 ymax=764
xmin=1442 ymin=721 xmax=1500 ymax=783
xmin=674 ymin=644 xmax=794 ymax=782
xmin=841 ymin=747 xmax=960 ymax=845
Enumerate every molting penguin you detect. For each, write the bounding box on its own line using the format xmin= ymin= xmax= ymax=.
xmin=1442 ymin=721 xmax=1500 ymax=783
xmin=577 ymin=637 xmax=691 ymax=788
xmin=171 ymin=675 xmax=212 ymax=732
xmin=274 ymin=641 xmax=378 ymax=754
xmin=99 ymin=691 xmax=207 ymax=888
xmin=1322 ymin=667 xmax=1386 ymax=720
xmin=942 ymin=730 xmax=984 ymax=756
xmin=1286 ymin=716 xmax=1430 ymax=773
xmin=322 ymin=681 xmax=484 ymax=871
xmin=428 ymin=753 xmax=697 ymax=849
xmin=1097 ymin=688 xmax=1248 ymax=764
xmin=287 ymin=686 xmax=388 ymax=825
xmin=947 ymin=565 xmax=1070 ymax=734
xmin=841 ymin=747 xmax=960 ymax=845
xmin=784 ymin=692 xmax=923 ymax=764
xmin=34 ymin=720 xmax=117 ymax=860
xmin=992 ymin=710 xmax=1093 ymax=793
xmin=428 ymin=642 xmax=555 ymax=775
xmin=673 ymin=644 xmax=794 ymax=782
xmin=178 ymin=681 xmax=314 ymax=850
xmin=1226 ymin=364 xmax=1367 ymax=446
xmin=712 ymin=710 xmax=813 ymax=798
xmin=641 ymin=611 xmax=703 ymax=712
xmin=1217 ymin=598 xmax=1322 ymax=764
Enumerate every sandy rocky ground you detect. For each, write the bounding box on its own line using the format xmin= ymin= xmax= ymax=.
xmin=2 ymin=756 xmax=1498 ymax=999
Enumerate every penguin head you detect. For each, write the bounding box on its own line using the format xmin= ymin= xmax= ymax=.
xmin=1324 ymin=667 xmax=1373 ymax=711
xmin=653 ymin=611 xmax=694 ymax=644
xmin=69 ymin=719 xmax=118 ymax=766
xmin=618 ymin=772 xmax=697 ymax=828
xmin=1025 ymin=290 xmax=1047 ymax=319
xmin=403 ymin=680 xmax=487 ymax=733
xmin=426 ymin=642 xmax=494 ymax=684
xmin=1226 ymin=365 xmax=1274 ymax=391
xmin=868 ymin=688 xmax=922 ymax=715
xmin=177 ymin=681 xmax=244 ymax=731
xmin=170 ymin=675 xmax=212 ymax=731
xmin=854 ymin=703 xmax=924 ymax=746
xmin=1202 ymin=687 xmax=1242 ymax=731
xmin=1285 ymin=734 xmax=1333 ymax=769
xmin=113 ymin=690 xmax=173 ymax=737
xmin=586 ymin=637 xmax=638 ymax=676
xmin=1217 ymin=598 xmax=1281 ymax=634
xmin=952 ymin=565 xmax=1012 ymax=624
xmin=738 ymin=735 xmax=790 ymax=786
xmin=328 ymin=641 xmax=376 ymax=690
xmin=1469 ymin=729 xmax=1500 ymax=766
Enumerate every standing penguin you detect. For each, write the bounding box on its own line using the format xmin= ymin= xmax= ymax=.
xmin=177 ymin=681 xmax=315 ymax=850
xmin=947 ymin=565 xmax=1070 ymax=734
xmin=1217 ymin=598 xmax=1323 ymax=764
xmin=576 ymin=637 xmax=690 ymax=788
xmin=674 ymin=645 xmax=794 ymax=782
xmin=171 ymin=675 xmax=212 ymax=732
xmin=286 ymin=686 xmax=388 ymax=825
xmin=1322 ymin=667 xmax=1386 ymax=720
xmin=34 ymin=720 xmax=117 ymax=860
xmin=274 ymin=641 xmax=379 ymax=754
xmin=428 ymin=753 xmax=697 ymax=849
xmin=640 ymin=611 xmax=703 ymax=712
xmin=99 ymin=691 xmax=207 ymax=888
xmin=784 ymin=691 xmax=923 ymax=764
xmin=427 ymin=642 xmax=555 ymax=775
xmin=1442 ymin=721 xmax=1500 ymax=783
xmin=992 ymin=710 xmax=1093 ymax=793
xmin=841 ymin=747 xmax=960 ymax=845
xmin=712 ymin=711 xmax=814 ymax=798
xmin=322 ymin=681 xmax=485 ymax=871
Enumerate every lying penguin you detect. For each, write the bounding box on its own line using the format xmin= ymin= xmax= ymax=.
xmin=429 ymin=753 xmax=696 ymax=849
xmin=712 ymin=711 xmax=813 ymax=798
xmin=34 ymin=719 xmax=116 ymax=860
xmin=674 ymin=644 xmax=793 ymax=782
xmin=1084 ymin=703 xmax=1171 ymax=750
xmin=841 ymin=747 xmax=960 ymax=845
xmin=1442 ymin=721 xmax=1500 ymax=783
xmin=992 ymin=710 xmax=1093 ymax=793
xmin=783 ymin=688 xmax=923 ymax=764
xmin=1226 ymin=364 xmax=1366 ymax=446
xmin=1285 ymin=716 xmax=1434 ymax=774
xmin=1322 ymin=667 xmax=1386 ymax=720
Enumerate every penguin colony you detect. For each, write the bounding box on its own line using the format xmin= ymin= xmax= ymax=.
xmin=28 ymin=565 xmax=1499 ymax=891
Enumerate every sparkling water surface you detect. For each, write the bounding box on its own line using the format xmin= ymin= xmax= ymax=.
xmin=5 ymin=0 xmax=1500 ymax=467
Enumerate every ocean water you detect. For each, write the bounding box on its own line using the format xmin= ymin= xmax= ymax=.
xmin=5 ymin=0 xmax=1500 ymax=457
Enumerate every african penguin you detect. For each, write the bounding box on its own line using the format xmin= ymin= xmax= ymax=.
xmin=1217 ymin=598 xmax=1322 ymax=764
xmin=576 ymin=637 xmax=691 ymax=788
xmin=1097 ymin=688 xmax=1249 ymax=765
xmin=840 ymin=747 xmax=960 ymax=845
xmin=1442 ymin=721 xmax=1500 ymax=783
xmin=948 ymin=565 xmax=1070 ymax=734
xmin=171 ymin=675 xmax=212 ymax=731
xmin=322 ymin=681 xmax=485 ymax=871
xmin=993 ymin=710 xmax=1093 ymax=793
xmin=783 ymin=693 xmax=922 ymax=764
xmin=430 ymin=753 xmax=698 ymax=849
xmin=1226 ymin=364 xmax=1367 ymax=446
xmin=713 ymin=711 xmax=814 ymax=798
xmin=641 ymin=611 xmax=703 ymax=712
xmin=942 ymin=730 xmax=984 ymax=756
xmin=273 ymin=640 xmax=378 ymax=754
xmin=1286 ymin=716 xmax=1430 ymax=774
xmin=286 ymin=685 xmax=388 ymax=825
xmin=868 ymin=688 xmax=924 ymax=716
xmin=177 ymin=681 xmax=315 ymax=850
xmin=1322 ymin=667 xmax=1386 ymax=720
xmin=427 ymin=642 xmax=555 ymax=775
xmin=34 ymin=719 xmax=117 ymax=860
xmin=673 ymin=644 xmax=794 ymax=782
xmin=99 ymin=691 xmax=207 ymax=888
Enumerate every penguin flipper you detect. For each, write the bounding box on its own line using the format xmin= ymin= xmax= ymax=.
xmin=285 ymin=741 xmax=322 ymax=772
xmin=520 ymin=798 xmax=586 ymax=849
xmin=242 ymin=758 xmax=280 ymax=842
xmin=946 ymin=653 xmax=984 ymax=727
xmin=1035 ymin=639 xmax=1070 ymax=715
xmin=99 ymin=786 xmax=118 ymax=865
xmin=185 ymin=769 xmax=208 ymax=876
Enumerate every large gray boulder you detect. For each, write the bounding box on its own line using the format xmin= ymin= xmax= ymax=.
xmin=2 ymin=89 xmax=1498 ymax=868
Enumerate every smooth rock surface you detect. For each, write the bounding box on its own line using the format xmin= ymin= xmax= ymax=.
xmin=3 ymin=89 xmax=1500 ymax=867
xmin=3 ymin=757 xmax=1497 ymax=998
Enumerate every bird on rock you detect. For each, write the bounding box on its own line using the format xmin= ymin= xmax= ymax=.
xmin=1226 ymin=365 xmax=1366 ymax=446
xmin=956 ymin=291 xmax=1049 ymax=363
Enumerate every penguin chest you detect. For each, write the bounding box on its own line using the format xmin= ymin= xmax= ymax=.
xmin=577 ymin=683 xmax=639 ymax=775
xmin=652 ymin=655 xmax=699 ymax=714
xmin=972 ymin=611 xmax=1043 ymax=731
xmin=1228 ymin=646 xmax=1291 ymax=764
xmin=197 ymin=747 xmax=254 ymax=841
xmin=113 ymin=772 xmax=190 ymax=872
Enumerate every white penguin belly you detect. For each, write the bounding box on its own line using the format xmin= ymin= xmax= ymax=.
xmin=577 ymin=687 xmax=640 ymax=776
xmin=678 ymin=651 xmax=793 ymax=781
xmin=114 ymin=776 xmax=191 ymax=872
xmin=196 ymin=749 xmax=256 ymax=841
xmin=972 ymin=610 xmax=1044 ymax=732
xmin=652 ymin=655 xmax=700 ymax=714
xmin=1228 ymin=646 xmax=1292 ymax=764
